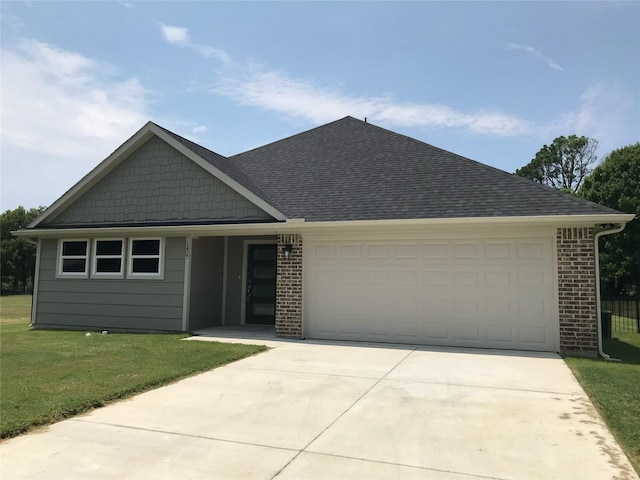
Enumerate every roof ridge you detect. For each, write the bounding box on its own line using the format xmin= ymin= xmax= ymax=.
xmin=230 ymin=116 xmax=355 ymax=158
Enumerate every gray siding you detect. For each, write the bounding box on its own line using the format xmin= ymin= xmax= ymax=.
xmin=35 ymin=237 xmax=186 ymax=331
xmin=189 ymin=237 xmax=224 ymax=330
xmin=45 ymin=136 xmax=273 ymax=226
xmin=224 ymin=236 xmax=276 ymax=325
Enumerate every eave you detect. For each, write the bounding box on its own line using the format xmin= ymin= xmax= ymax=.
xmin=12 ymin=213 xmax=635 ymax=238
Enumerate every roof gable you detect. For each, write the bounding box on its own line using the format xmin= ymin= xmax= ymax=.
xmin=30 ymin=122 xmax=286 ymax=228
xmin=44 ymin=135 xmax=274 ymax=227
xmin=231 ymin=116 xmax=623 ymax=222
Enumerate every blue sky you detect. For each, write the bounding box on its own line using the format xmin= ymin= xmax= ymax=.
xmin=1 ymin=1 xmax=638 ymax=211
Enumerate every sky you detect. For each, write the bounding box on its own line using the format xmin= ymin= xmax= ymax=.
xmin=1 ymin=1 xmax=639 ymax=211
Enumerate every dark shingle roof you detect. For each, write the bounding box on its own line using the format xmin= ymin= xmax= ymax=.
xmin=229 ymin=116 xmax=620 ymax=222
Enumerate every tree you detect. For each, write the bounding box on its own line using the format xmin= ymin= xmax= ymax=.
xmin=516 ymin=135 xmax=598 ymax=193
xmin=578 ymin=143 xmax=640 ymax=296
xmin=1 ymin=206 xmax=45 ymax=295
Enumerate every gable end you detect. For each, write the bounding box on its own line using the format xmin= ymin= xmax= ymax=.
xmin=44 ymin=136 xmax=274 ymax=227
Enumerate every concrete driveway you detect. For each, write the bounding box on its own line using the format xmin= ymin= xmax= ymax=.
xmin=1 ymin=337 xmax=637 ymax=480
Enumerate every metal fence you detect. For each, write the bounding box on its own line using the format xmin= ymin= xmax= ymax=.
xmin=602 ymin=297 xmax=640 ymax=334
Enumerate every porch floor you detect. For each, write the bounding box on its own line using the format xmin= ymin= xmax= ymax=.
xmin=189 ymin=325 xmax=292 ymax=347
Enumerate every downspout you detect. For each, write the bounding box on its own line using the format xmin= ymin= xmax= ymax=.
xmin=594 ymin=223 xmax=626 ymax=360
xmin=27 ymin=238 xmax=40 ymax=326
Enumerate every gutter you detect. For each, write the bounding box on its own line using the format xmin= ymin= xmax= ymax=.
xmin=594 ymin=223 xmax=627 ymax=360
xmin=11 ymin=213 xmax=636 ymax=238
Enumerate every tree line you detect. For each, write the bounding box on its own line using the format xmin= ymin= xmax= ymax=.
xmin=516 ymin=138 xmax=639 ymax=297
xmin=1 ymin=140 xmax=638 ymax=297
xmin=1 ymin=207 xmax=45 ymax=295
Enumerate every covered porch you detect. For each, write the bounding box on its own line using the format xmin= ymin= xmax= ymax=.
xmin=186 ymin=233 xmax=302 ymax=338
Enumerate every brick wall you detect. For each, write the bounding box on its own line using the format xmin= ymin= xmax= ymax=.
xmin=275 ymin=234 xmax=303 ymax=338
xmin=557 ymin=227 xmax=597 ymax=357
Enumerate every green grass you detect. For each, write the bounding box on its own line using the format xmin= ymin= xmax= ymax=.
xmin=0 ymin=294 xmax=33 ymax=324
xmin=565 ymin=332 xmax=640 ymax=475
xmin=0 ymin=295 xmax=266 ymax=439
xmin=611 ymin=315 xmax=640 ymax=334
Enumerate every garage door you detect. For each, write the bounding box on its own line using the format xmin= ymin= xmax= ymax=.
xmin=305 ymin=236 xmax=557 ymax=351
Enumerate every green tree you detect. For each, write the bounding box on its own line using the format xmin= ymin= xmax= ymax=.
xmin=1 ymin=206 xmax=45 ymax=295
xmin=578 ymin=143 xmax=640 ymax=296
xmin=516 ymin=135 xmax=598 ymax=193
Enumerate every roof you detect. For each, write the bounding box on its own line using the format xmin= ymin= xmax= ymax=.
xmin=231 ymin=116 xmax=621 ymax=222
xmin=25 ymin=116 xmax=627 ymax=231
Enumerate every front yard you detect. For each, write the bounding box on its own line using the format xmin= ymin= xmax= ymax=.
xmin=565 ymin=331 xmax=640 ymax=475
xmin=0 ymin=295 xmax=266 ymax=438
xmin=1 ymin=295 xmax=638 ymax=476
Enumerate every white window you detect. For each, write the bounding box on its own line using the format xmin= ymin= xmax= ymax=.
xmin=58 ymin=240 xmax=89 ymax=277
xmin=128 ymin=238 xmax=164 ymax=278
xmin=92 ymin=239 xmax=124 ymax=277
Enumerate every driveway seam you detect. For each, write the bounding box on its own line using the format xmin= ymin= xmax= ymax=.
xmin=270 ymin=347 xmax=419 ymax=479
xmin=71 ymin=418 xmax=301 ymax=453
xmin=299 ymin=450 xmax=511 ymax=480
xmin=378 ymin=377 xmax=586 ymax=396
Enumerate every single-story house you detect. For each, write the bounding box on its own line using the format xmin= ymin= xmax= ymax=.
xmin=15 ymin=116 xmax=634 ymax=356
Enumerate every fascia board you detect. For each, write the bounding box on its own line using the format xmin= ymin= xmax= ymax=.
xmin=287 ymin=214 xmax=636 ymax=230
xmin=13 ymin=213 xmax=635 ymax=239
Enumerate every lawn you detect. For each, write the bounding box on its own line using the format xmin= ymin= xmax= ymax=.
xmin=0 ymin=295 xmax=266 ymax=439
xmin=565 ymin=331 xmax=640 ymax=475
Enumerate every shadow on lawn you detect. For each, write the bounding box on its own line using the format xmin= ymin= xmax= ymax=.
xmin=604 ymin=336 xmax=640 ymax=364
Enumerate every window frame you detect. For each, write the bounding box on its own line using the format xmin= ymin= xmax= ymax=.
xmin=127 ymin=238 xmax=165 ymax=279
xmin=92 ymin=238 xmax=125 ymax=278
xmin=57 ymin=239 xmax=90 ymax=278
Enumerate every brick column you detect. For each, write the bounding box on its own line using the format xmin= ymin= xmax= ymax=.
xmin=557 ymin=227 xmax=597 ymax=357
xmin=275 ymin=234 xmax=303 ymax=338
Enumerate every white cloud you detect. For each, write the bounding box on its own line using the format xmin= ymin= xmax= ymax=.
xmin=545 ymin=82 xmax=635 ymax=156
xmin=159 ymin=23 xmax=231 ymax=64
xmin=0 ymin=39 xmax=151 ymax=210
xmin=506 ymin=43 xmax=564 ymax=71
xmin=192 ymin=125 xmax=207 ymax=134
xmin=160 ymin=25 xmax=531 ymax=137
xmin=160 ymin=24 xmax=189 ymax=45
xmin=213 ymin=67 xmax=531 ymax=136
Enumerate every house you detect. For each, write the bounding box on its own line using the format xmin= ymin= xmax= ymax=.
xmin=15 ymin=117 xmax=634 ymax=357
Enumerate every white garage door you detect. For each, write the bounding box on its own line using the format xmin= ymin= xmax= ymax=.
xmin=305 ymin=235 xmax=557 ymax=351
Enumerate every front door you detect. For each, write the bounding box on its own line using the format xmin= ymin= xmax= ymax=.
xmin=245 ymin=244 xmax=277 ymax=325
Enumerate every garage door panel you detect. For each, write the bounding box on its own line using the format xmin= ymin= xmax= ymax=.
xmin=422 ymin=296 xmax=450 ymax=316
xmin=454 ymin=270 xmax=480 ymax=286
xmin=517 ymin=241 xmax=546 ymax=259
xmin=486 ymin=298 xmax=517 ymax=318
xmin=394 ymin=270 xmax=419 ymax=285
xmin=422 ymin=270 xmax=450 ymax=286
xmin=485 ymin=242 xmax=512 ymax=258
xmin=306 ymin=237 xmax=556 ymax=351
xmin=486 ymin=270 xmax=513 ymax=287
xmin=454 ymin=243 xmax=479 ymax=258
xmin=519 ymin=326 xmax=547 ymax=344
xmin=313 ymin=269 xmax=337 ymax=287
xmin=423 ymin=322 xmax=449 ymax=340
xmin=395 ymin=243 xmax=419 ymax=259
xmin=486 ymin=325 xmax=514 ymax=342
xmin=453 ymin=324 xmax=481 ymax=341
xmin=367 ymin=270 xmax=389 ymax=285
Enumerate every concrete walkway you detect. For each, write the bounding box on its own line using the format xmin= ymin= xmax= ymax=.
xmin=1 ymin=336 xmax=637 ymax=480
